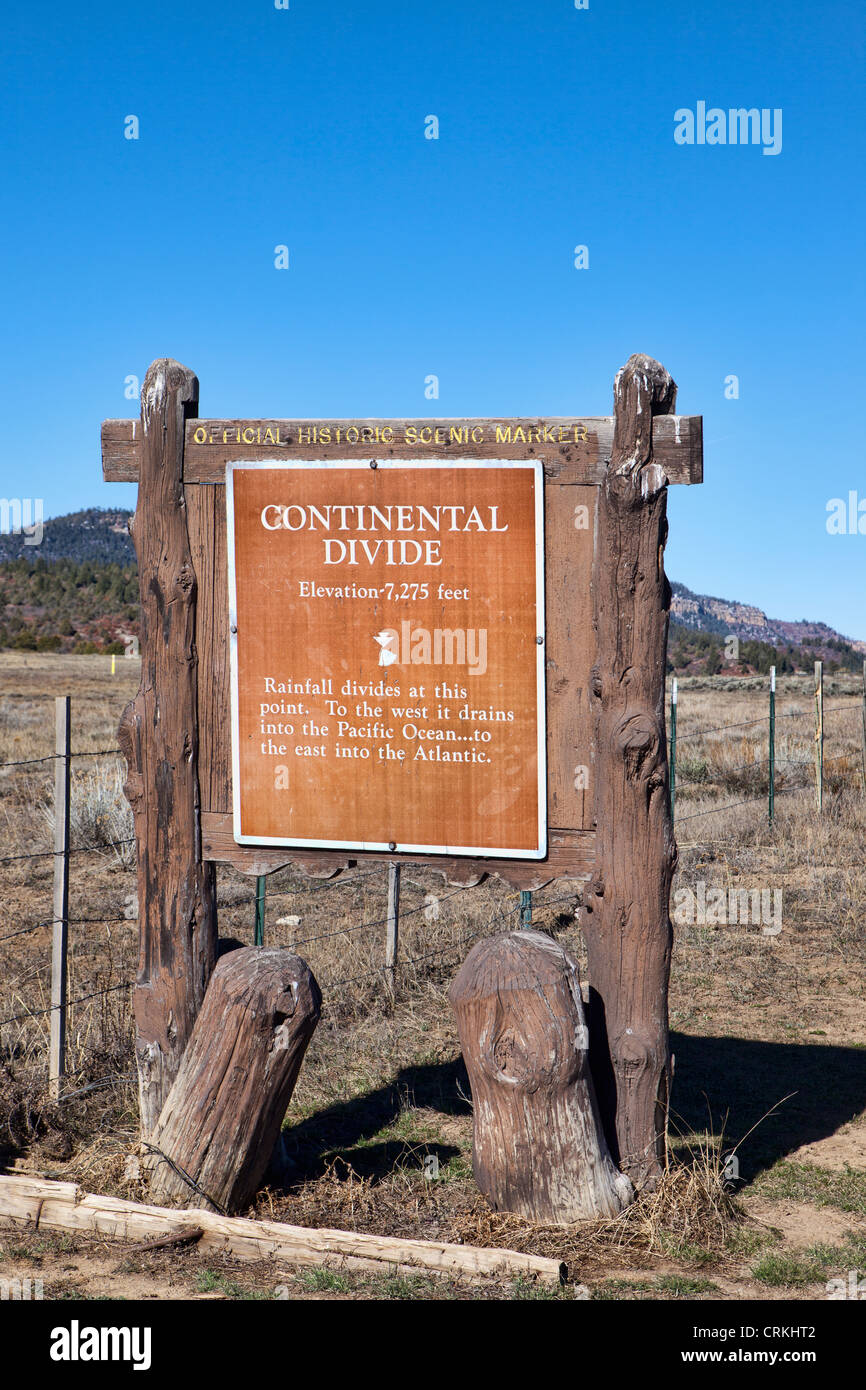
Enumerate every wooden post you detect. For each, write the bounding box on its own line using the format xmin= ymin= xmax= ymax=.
xmin=49 ymin=697 xmax=71 ymax=1100
xmin=143 ymin=947 xmax=321 ymax=1214
xmin=450 ymin=931 xmax=633 ymax=1223
xmin=118 ymin=359 xmax=218 ymax=1139
xmin=815 ymin=659 xmax=824 ymax=812
xmin=385 ymin=863 xmax=400 ymax=998
xmin=582 ymin=353 xmax=678 ymax=1188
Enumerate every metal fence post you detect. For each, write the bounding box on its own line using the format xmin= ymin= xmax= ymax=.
xmin=519 ymin=889 xmax=532 ymax=928
xmin=385 ymin=864 xmax=400 ymax=998
xmin=814 ymin=660 xmax=824 ymax=812
xmin=255 ymin=874 xmax=266 ymax=947
xmin=768 ymin=665 xmax=776 ymax=824
xmin=49 ymin=697 xmax=71 ymax=1098
xmin=669 ymin=676 xmax=678 ymax=821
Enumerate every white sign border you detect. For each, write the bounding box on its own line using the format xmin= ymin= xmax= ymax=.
xmin=226 ymin=458 xmax=547 ymax=860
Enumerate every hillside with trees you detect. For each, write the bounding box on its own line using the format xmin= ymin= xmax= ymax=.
xmin=0 ymin=556 xmax=138 ymax=653
xmin=0 ymin=510 xmax=862 ymax=669
xmin=0 ymin=509 xmax=136 ymax=653
xmin=670 ymin=582 xmax=864 ymax=677
xmin=0 ymin=507 xmax=134 ymax=566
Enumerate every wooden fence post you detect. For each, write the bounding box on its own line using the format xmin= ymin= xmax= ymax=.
xmin=118 ymin=359 xmax=218 ymax=1139
xmin=814 ymin=659 xmax=824 ymax=812
xmin=385 ymin=864 xmax=400 ymax=998
xmin=49 ymin=696 xmax=71 ymax=1100
xmin=143 ymin=947 xmax=321 ymax=1214
xmin=450 ymin=931 xmax=633 ymax=1222
xmin=582 ymin=353 xmax=678 ymax=1187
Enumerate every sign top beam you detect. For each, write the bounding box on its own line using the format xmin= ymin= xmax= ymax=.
xmin=102 ymin=415 xmax=702 ymax=486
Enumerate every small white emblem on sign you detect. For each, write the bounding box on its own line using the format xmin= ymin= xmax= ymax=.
xmin=374 ymin=630 xmax=399 ymax=666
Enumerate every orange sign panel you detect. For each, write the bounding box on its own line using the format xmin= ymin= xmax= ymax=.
xmin=227 ymin=461 xmax=546 ymax=858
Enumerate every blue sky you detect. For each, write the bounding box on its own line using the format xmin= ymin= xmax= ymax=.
xmin=2 ymin=1 xmax=864 ymax=635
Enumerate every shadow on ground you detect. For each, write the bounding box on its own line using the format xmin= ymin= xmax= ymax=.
xmin=278 ymin=1038 xmax=866 ymax=1189
xmin=278 ymin=1060 xmax=470 ymax=1186
xmin=669 ymin=1032 xmax=866 ymax=1181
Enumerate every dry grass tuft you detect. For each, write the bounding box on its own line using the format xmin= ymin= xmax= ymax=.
xmin=447 ymin=1140 xmax=740 ymax=1271
xmin=40 ymin=762 xmax=135 ymax=867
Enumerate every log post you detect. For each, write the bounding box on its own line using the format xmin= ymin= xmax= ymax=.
xmin=582 ymin=353 xmax=678 ymax=1187
xmin=143 ymin=947 xmax=321 ymax=1214
xmin=450 ymin=931 xmax=633 ymax=1223
xmin=119 ymin=359 xmax=218 ymax=1139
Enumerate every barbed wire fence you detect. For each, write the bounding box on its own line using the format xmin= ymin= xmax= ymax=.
xmin=668 ymin=660 xmax=866 ymax=837
xmin=1 ymin=662 xmax=864 ymax=1098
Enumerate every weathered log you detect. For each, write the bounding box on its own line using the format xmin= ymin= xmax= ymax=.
xmin=582 ymin=352 xmax=678 ymax=1186
xmin=0 ymin=1175 xmax=566 ymax=1284
xmin=143 ymin=947 xmax=321 ymax=1214
xmin=119 ymin=358 xmax=218 ymax=1139
xmin=450 ymin=931 xmax=633 ymax=1223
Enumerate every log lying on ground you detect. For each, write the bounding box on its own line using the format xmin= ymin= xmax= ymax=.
xmin=143 ymin=947 xmax=321 ymax=1213
xmin=450 ymin=930 xmax=634 ymax=1224
xmin=0 ymin=1176 xmax=565 ymax=1285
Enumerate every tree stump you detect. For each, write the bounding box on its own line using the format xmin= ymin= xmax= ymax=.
xmin=583 ymin=353 xmax=678 ymax=1187
xmin=143 ymin=947 xmax=321 ymax=1214
xmin=450 ymin=931 xmax=633 ymax=1223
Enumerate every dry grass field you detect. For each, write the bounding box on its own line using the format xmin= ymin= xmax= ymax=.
xmin=1 ymin=652 xmax=865 ymax=1301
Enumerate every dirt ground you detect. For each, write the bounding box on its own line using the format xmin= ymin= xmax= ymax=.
xmin=1 ymin=653 xmax=864 ymax=1301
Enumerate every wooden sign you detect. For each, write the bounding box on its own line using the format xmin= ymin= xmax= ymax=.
xmin=227 ymin=461 xmax=546 ymax=858
xmin=103 ymin=353 xmax=704 ymax=1187
xmin=102 ymin=403 xmax=702 ymax=889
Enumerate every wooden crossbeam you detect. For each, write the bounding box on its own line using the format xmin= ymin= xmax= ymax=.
xmin=201 ymin=811 xmax=594 ymax=888
xmin=102 ymin=415 xmax=702 ymax=485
